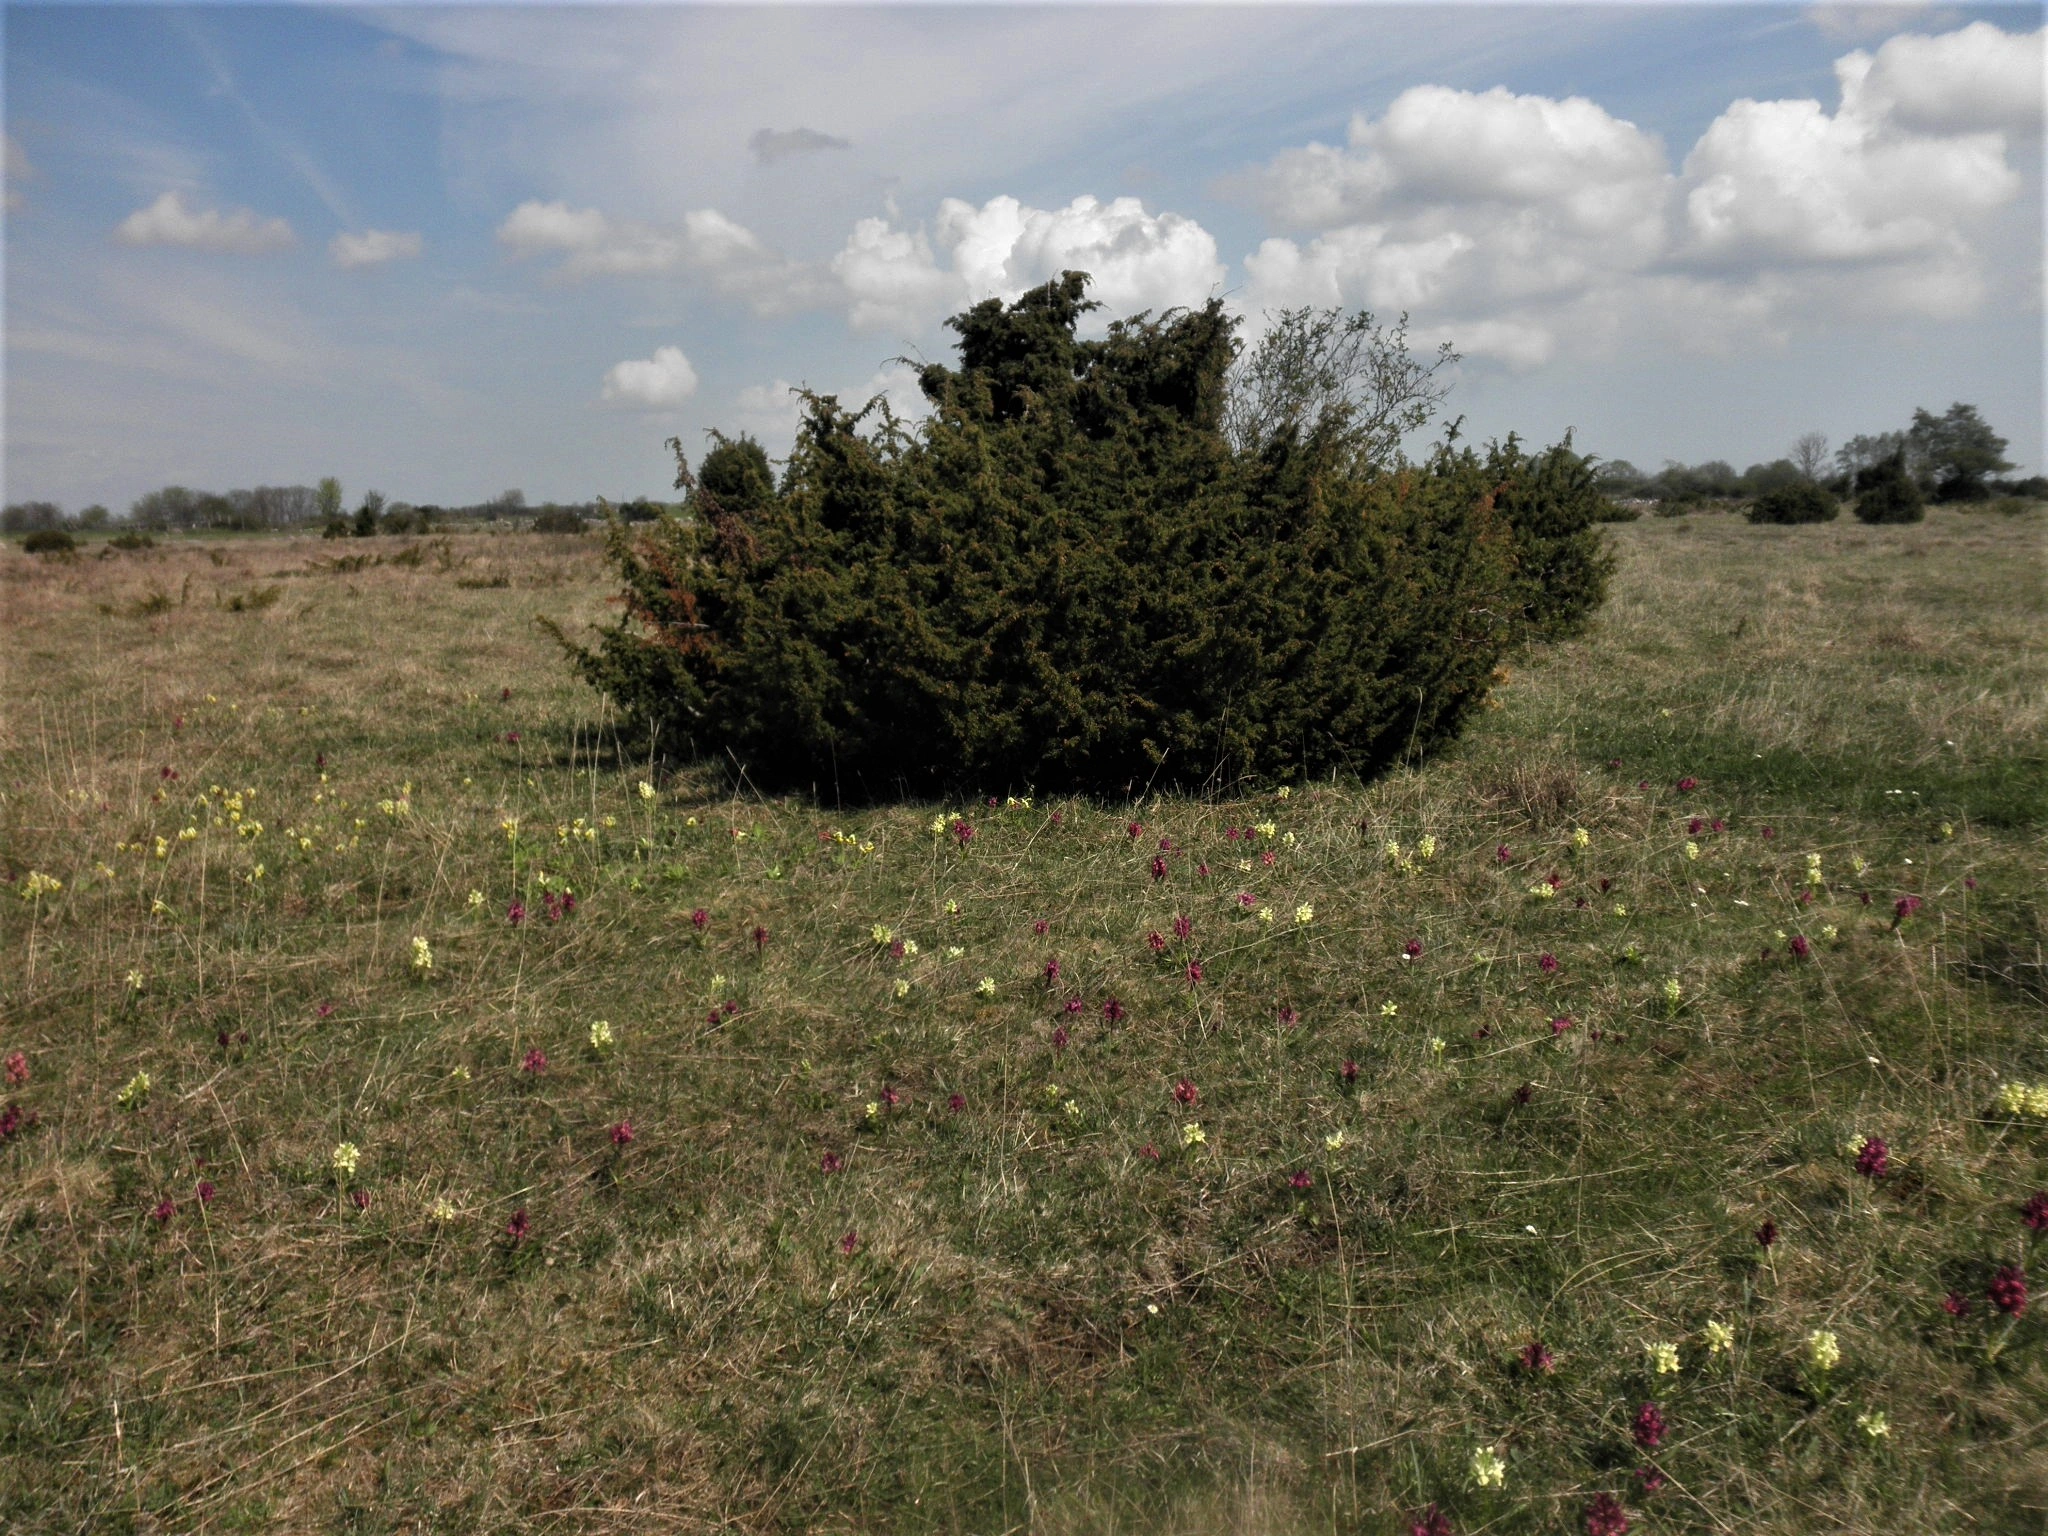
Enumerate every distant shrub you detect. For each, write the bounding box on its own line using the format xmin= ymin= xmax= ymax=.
xmin=109 ymin=530 xmax=154 ymax=551
xmin=1852 ymin=451 xmax=1925 ymax=525
xmin=22 ymin=528 xmax=77 ymax=555
xmin=1746 ymin=481 xmax=1838 ymax=525
xmin=531 ymin=508 xmax=586 ymax=535
xmin=558 ymin=273 xmax=1610 ymax=797
xmin=1593 ymin=499 xmax=1643 ymax=523
xmin=322 ymin=518 xmax=350 ymax=540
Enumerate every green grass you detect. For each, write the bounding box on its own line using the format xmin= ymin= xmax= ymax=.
xmin=2 ymin=508 xmax=2045 ymax=1533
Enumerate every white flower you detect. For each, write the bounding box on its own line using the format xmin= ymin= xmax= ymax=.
xmin=1571 ymin=827 xmax=1590 ymax=849
xmin=588 ymin=1019 xmax=615 ymax=1053
xmin=1856 ymin=1408 xmax=1890 ymax=1441
xmin=1646 ymin=1341 xmax=1680 ymax=1374
xmin=1257 ymin=906 xmax=1273 ymax=924
xmin=410 ymin=935 xmax=433 ymax=971
xmin=871 ymin=924 xmax=893 ymax=945
xmin=1684 ymin=841 xmax=1700 ymax=861
xmin=1323 ymin=1130 xmax=1345 ymax=1151
xmin=1805 ymin=1329 xmax=1840 ymax=1372
xmin=331 ymin=1141 xmax=361 ymax=1179
xmin=116 ymin=1070 xmax=151 ymax=1110
xmin=1180 ymin=1122 xmax=1206 ymax=1147
xmin=1294 ymin=902 xmax=1313 ymax=925
xmin=1703 ymin=1320 xmax=1734 ymax=1355
xmin=125 ymin=969 xmax=145 ymax=992
xmin=637 ymin=780 xmax=656 ymax=801
xmin=467 ymin=889 xmax=485 ymax=908
xmin=430 ymin=1197 xmax=457 ymax=1223
xmin=1469 ymin=1444 xmax=1506 ymax=1488
xmin=975 ymin=976 xmax=996 ymax=998
xmin=892 ymin=979 xmax=910 ymax=999
xmin=1417 ymin=835 xmax=1437 ymax=860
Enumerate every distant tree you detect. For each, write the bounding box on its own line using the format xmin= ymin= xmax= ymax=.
xmin=1908 ymin=403 xmax=2012 ymax=501
xmin=132 ymin=486 xmax=199 ymax=530
xmin=1834 ymin=432 xmax=1905 ymax=482
xmin=1747 ymin=480 xmax=1838 ymax=524
xmin=317 ymin=477 xmax=344 ymax=523
xmin=491 ymin=489 xmax=526 ymax=522
xmin=1 ymin=500 xmax=63 ymax=533
xmin=1740 ymin=459 xmax=1803 ymax=496
xmin=353 ymin=491 xmax=385 ymax=538
xmin=1651 ymin=460 xmax=1741 ymax=503
xmin=1221 ymin=306 xmax=1457 ymax=473
xmin=77 ymin=505 xmax=109 ymax=529
xmin=692 ymin=432 xmax=776 ymax=513
xmin=1853 ymin=449 xmax=1925 ymax=524
xmin=1792 ymin=432 xmax=1829 ymax=482
xmin=1581 ymin=460 xmax=1646 ymax=495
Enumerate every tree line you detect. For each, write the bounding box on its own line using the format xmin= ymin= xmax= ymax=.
xmin=2 ymin=480 xmax=678 ymax=536
xmin=1596 ymin=403 xmax=2039 ymax=510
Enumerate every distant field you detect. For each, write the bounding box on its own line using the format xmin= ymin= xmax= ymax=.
xmin=2 ymin=505 xmax=2044 ymax=1533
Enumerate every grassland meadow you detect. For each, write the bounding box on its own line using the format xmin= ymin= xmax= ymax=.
xmin=2 ymin=502 xmax=2045 ymax=1532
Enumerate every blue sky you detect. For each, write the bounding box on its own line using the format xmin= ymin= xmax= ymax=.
xmin=4 ymin=2 xmax=2041 ymax=512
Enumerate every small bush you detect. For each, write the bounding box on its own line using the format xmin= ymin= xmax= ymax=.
xmin=22 ymin=528 xmax=77 ymax=555
xmin=1853 ymin=451 xmax=1925 ymax=525
xmin=531 ymin=508 xmax=586 ymax=535
xmin=560 ymin=272 xmax=1610 ymax=796
xmin=1746 ymin=481 xmax=1838 ymax=525
xmin=108 ymin=530 xmax=154 ymax=551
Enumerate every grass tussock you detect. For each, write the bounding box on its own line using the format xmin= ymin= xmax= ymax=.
xmin=1 ymin=509 xmax=2045 ymax=1534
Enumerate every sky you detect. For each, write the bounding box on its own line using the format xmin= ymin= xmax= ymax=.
xmin=2 ymin=2 xmax=2042 ymax=513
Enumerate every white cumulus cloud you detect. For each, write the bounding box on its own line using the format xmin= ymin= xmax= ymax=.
xmin=831 ymin=193 xmax=1224 ymax=335
xmin=330 ymin=229 xmax=424 ymax=268
xmin=601 ymin=345 xmax=699 ymax=408
xmin=1680 ymin=95 xmax=2017 ymax=266
xmin=498 ymin=198 xmax=769 ymax=278
xmin=114 ymin=190 xmax=296 ymax=254
xmin=1228 ymin=21 xmax=2039 ymax=361
xmin=1838 ymin=21 xmax=2044 ymax=135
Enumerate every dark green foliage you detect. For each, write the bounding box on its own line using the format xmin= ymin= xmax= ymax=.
xmin=1491 ymin=433 xmax=1618 ymax=641
xmin=21 ymin=528 xmax=77 ymax=555
xmin=693 ymin=434 xmax=776 ymax=511
xmin=1853 ymin=451 xmax=1925 ymax=525
xmin=108 ymin=530 xmax=154 ymax=551
xmin=562 ymin=274 xmax=1610 ymax=797
xmin=1910 ymin=402 xmax=2011 ymax=501
xmin=2 ymin=500 xmax=65 ymax=534
xmin=531 ymin=507 xmax=586 ymax=534
xmin=1747 ymin=480 xmax=1839 ymax=525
